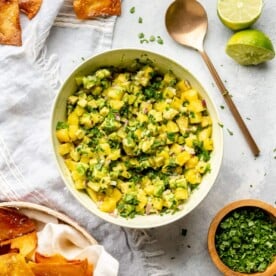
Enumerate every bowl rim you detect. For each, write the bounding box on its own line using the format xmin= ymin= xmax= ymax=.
xmin=207 ymin=199 xmax=276 ymax=276
xmin=50 ymin=48 xmax=224 ymax=228
xmin=0 ymin=201 xmax=97 ymax=245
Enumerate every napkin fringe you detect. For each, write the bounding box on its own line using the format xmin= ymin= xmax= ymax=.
xmin=27 ymin=21 xmax=62 ymax=91
xmin=130 ymin=229 xmax=172 ymax=276
xmin=35 ymin=48 xmax=62 ymax=90
xmin=0 ymin=135 xmax=52 ymax=205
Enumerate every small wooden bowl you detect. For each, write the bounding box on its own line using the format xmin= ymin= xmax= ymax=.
xmin=0 ymin=201 xmax=97 ymax=245
xmin=208 ymin=199 xmax=276 ymax=276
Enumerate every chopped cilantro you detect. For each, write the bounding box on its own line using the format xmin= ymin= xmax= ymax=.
xmin=215 ymin=207 xmax=276 ymax=273
xmin=138 ymin=32 xmax=145 ymax=39
xmin=220 ymin=105 xmax=225 ymax=109
xmin=140 ymin=39 xmax=149 ymax=44
xmin=56 ymin=121 xmax=68 ymax=130
xmin=227 ymin=128 xmax=234 ymax=136
xmin=149 ymin=35 xmax=155 ymax=42
xmin=156 ymin=36 xmax=164 ymax=45
xmin=138 ymin=17 xmax=143 ymax=23
xmin=218 ymin=122 xmax=224 ymax=128
xmin=130 ymin=6 xmax=135 ymax=14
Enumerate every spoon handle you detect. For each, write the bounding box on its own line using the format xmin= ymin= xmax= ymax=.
xmin=199 ymin=50 xmax=260 ymax=157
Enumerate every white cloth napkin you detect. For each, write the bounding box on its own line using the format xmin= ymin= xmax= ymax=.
xmin=0 ymin=1 xmax=169 ymax=275
xmin=37 ymin=223 xmax=118 ymax=276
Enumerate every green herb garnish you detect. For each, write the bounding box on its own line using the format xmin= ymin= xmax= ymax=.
xmin=130 ymin=6 xmax=135 ymax=14
xmin=156 ymin=36 xmax=164 ymax=45
xmin=56 ymin=121 xmax=68 ymax=130
xmin=215 ymin=207 xmax=276 ymax=273
xmin=227 ymin=128 xmax=234 ymax=136
xmin=138 ymin=17 xmax=143 ymax=23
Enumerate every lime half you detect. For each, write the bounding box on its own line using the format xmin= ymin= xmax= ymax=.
xmin=217 ymin=0 xmax=263 ymax=31
xmin=226 ymin=29 xmax=275 ymax=65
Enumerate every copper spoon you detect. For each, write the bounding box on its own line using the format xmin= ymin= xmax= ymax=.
xmin=165 ymin=0 xmax=260 ymax=157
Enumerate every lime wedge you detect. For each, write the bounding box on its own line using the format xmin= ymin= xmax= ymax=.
xmin=217 ymin=0 xmax=263 ymax=31
xmin=226 ymin=29 xmax=275 ymax=65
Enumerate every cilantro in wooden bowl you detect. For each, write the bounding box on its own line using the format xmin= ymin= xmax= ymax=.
xmin=208 ymin=199 xmax=276 ymax=275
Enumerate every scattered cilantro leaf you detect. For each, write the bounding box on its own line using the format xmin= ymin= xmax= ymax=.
xmin=227 ymin=128 xmax=233 ymax=136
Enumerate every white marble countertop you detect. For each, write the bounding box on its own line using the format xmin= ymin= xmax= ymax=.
xmin=112 ymin=0 xmax=276 ymax=275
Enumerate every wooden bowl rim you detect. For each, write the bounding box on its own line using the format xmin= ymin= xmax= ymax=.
xmin=0 ymin=201 xmax=97 ymax=245
xmin=208 ymin=199 xmax=276 ymax=276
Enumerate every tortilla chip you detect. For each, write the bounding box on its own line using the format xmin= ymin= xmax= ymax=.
xmin=1 ymin=231 xmax=38 ymax=259
xmin=35 ymin=252 xmax=68 ymax=264
xmin=73 ymin=0 xmax=121 ymax=19
xmin=0 ymin=208 xmax=36 ymax=243
xmin=0 ymin=253 xmax=35 ymax=276
xmin=19 ymin=0 xmax=42 ymax=19
xmin=0 ymin=0 xmax=22 ymax=46
xmin=29 ymin=259 xmax=89 ymax=276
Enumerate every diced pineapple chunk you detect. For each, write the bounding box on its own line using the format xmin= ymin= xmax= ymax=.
xmin=198 ymin=127 xmax=212 ymax=141
xmin=201 ymin=116 xmax=212 ymax=127
xmin=109 ymin=100 xmax=124 ymax=110
xmin=203 ymin=138 xmax=213 ymax=151
xmin=176 ymin=151 xmax=190 ymax=166
xmin=189 ymin=112 xmax=202 ymax=124
xmin=56 ymin=129 xmax=70 ymax=142
xmin=181 ymin=89 xmax=198 ymax=102
xmin=68 ymin=112 xmax=79 ymax=125
xmin=74 ymin=179 xmax=86 ymax=190
xmin=65 ymin=159 xmax=77 ymax=171
xmin=58 ymin=143 xmax=72 ymax=155
xmin=186 ymin=156 xmax=199 ymax=169
xmin=176 ymin=117 xmax=189 ymax=134
xmin=176 ymin=79 xmax=191 ymax=93
xmin=175 ymin=188 xmax=189 ymax=200
xmin=166 ymin=121 xmax=179 ymax=133
xmin=68 ymin=125 xmax=79 ymax=141
xmin=185 ymin=169 xmax=202 ymax=184
xmin=188 ymin=99 xmax=205 ymax=113
xmin=86 ymin=188 xmax=98 ymax=202
xmin=100 ymin=197 xmax=117 ymax=213
xmin=152 ymin=198 xmax=163 ymax=211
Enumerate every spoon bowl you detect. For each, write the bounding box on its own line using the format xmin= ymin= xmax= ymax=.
xmin=165 ymin=0 xmax=207 ymax=51
xmin=165 ymin=0 xmax=260 ymax=157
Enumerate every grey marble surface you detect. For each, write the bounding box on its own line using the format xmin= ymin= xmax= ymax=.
xmin=112 ymin=0 xmax=276 ymax=275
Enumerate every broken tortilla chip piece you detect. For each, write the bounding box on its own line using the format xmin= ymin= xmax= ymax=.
xmin=73 ymin=0 xmax=121 ymax=19
xmin=0 ymin=0 xmax=22 ymax=46
xmin=28 ymin=259 xmax=90 ymax=276
xmin=0 ymin=253 xmax=35 ymax=276
xmin=19 ymin=0 xmax=42 ymax=19
xmin=0 ymin=208 xmax=36 ymax=243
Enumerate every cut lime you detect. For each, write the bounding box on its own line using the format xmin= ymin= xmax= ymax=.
xmin=217 ymin=0 xmax=263 ymax=31
xmin=226 ymin=29 xmax=275 ymax=65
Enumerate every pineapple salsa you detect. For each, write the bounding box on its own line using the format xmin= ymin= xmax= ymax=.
xmin=56 ymin=63 xmax=213 ymax=218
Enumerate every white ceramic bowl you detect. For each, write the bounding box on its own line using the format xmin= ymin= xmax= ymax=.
xmin=51 ymin=49 xmax=223 ymax=228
